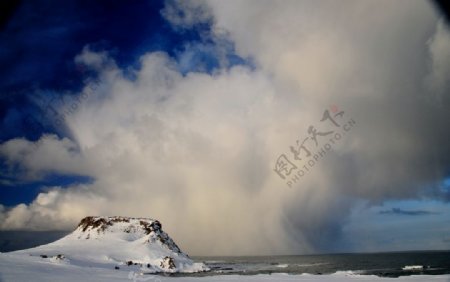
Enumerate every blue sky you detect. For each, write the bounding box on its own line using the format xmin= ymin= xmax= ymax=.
xmin=1 ymin=0 xmax=174 ymax=205
xmin=0 ymin=0 xmax=245 ymax=206
xmin=0 ymin=0 xmax=450 ymax=255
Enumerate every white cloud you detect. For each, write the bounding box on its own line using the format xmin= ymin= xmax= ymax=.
xmin=0 ymin=135 xmax=90 ymax=181
xmin=160 ymin=0 xmax=212 ymax=30
xmin=1 ymin=1 xmax=450 ymax=255
xmin=0 ymin=186 xmax=105 ymax=231
xmin=75 ymin=46 xmax=111 ymax=71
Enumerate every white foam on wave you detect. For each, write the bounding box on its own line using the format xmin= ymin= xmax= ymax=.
xmin=332 ymin=270 xmax=364 ymax=276
xmin=402 ymin=265 xmax=424 ymax=270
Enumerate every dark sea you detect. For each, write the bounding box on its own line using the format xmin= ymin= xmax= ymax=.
xmin=190 ymin=251 xmax=450 ymax=278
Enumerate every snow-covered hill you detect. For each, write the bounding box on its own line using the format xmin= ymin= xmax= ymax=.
xmin=7 ymin=216 xmax=208 ymax=274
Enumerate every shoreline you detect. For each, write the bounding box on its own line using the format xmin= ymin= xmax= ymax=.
xmin=2 ymin=250 xmax=450 ymax=281
xmin=149 ymin=268 xmax=450 ymax=278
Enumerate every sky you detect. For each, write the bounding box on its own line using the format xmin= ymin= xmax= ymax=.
xmin=0 ymin=0 xmax=450 ymax=256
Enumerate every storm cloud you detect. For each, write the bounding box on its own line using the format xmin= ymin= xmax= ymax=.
xmin=0 ymin=0 xmax=449 ymax=255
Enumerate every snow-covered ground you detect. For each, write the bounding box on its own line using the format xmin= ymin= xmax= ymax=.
xmin=1 ymin=253 xmax=450 ymax=282
xmin=0 ymin=216 xmax=207 ymax=281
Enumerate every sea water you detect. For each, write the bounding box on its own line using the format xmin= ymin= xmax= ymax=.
xmin=190 ymin=251 xmax=450 ymax=278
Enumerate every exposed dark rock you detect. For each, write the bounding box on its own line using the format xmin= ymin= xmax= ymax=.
xmin=160 ymin=256 xmax=176 ymax=270
xmin=111 ymin=217 xmax=130 ymax=223
xmin=139 ymin=220 xmax=162 ymax=234
xmin=78 ymin=216 xmax=113 ymax=232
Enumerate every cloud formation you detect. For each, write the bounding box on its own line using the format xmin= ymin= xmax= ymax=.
xmin=1 ymin=1 xmax=450 ymax=255
xmin=379 ymin=208 xmax=439 ymax=216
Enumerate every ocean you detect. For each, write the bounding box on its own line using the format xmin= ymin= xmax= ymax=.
xmin=188 ymin=251 xmax=450 ymax=278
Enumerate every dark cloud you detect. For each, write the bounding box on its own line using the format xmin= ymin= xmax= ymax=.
xmin=379 ymin=208 xmax=439 ymax=216
xmin=432 ymin=0 xmax=450 ymax=24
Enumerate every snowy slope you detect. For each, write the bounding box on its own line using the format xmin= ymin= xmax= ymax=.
xmin=6 ymin=216 xmax=208 ymax=274
xmin=0 ymin=254 xmax=449 ymax=282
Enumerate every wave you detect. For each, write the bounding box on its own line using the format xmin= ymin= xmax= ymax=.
xmin=402 ymin=265 xmax=424 ymax=270
xmin=332 ymin=270 xmax=366 ymax=276
xmin=296 ymin=262 xmax=330 ymax=267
